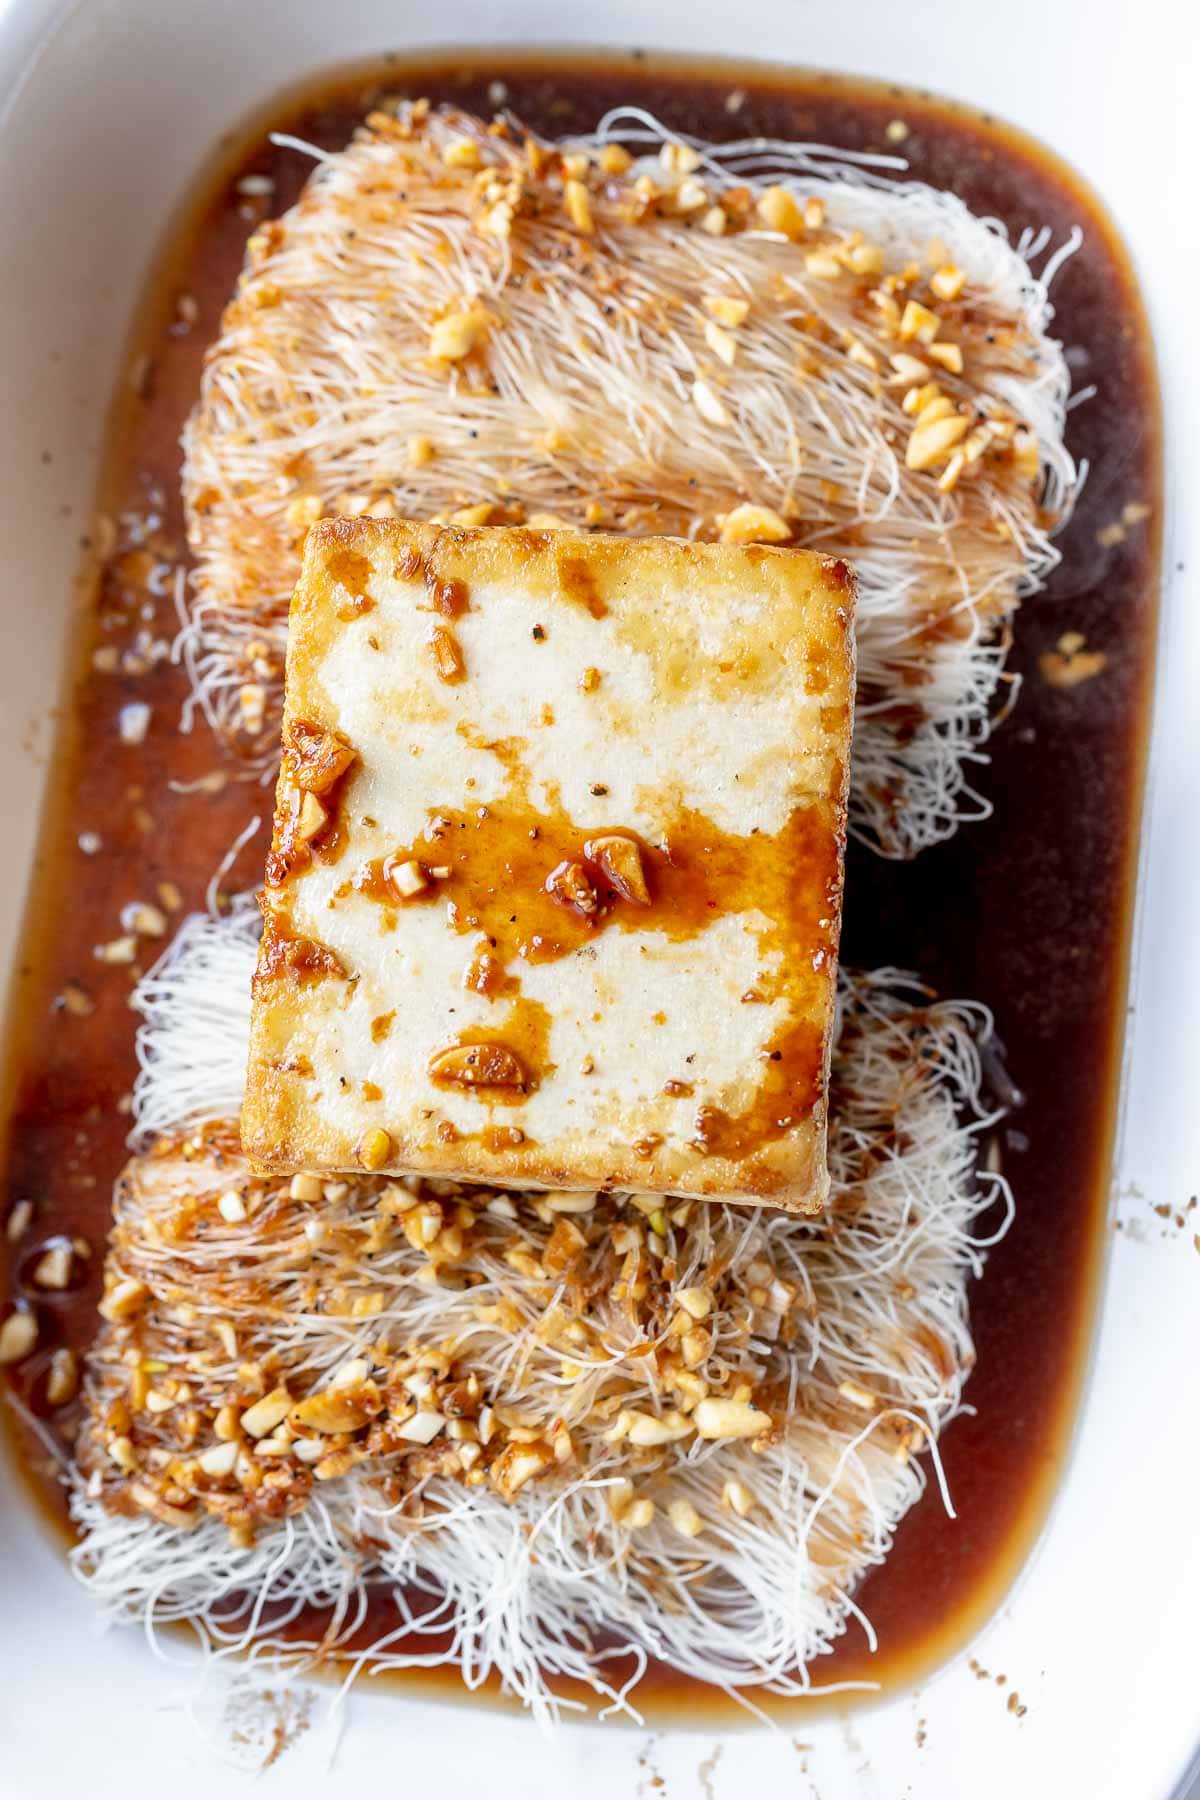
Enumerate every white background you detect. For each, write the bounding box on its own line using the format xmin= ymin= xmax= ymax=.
xmin=0 ymin=1 xmax=1196 ymax=1795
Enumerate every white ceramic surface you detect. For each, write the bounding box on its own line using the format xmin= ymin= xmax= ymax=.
xmin=0 ymin=2 xmax=1195 ymax=1796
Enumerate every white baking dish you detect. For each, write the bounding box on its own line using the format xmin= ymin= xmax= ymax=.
xmin=0 ymin=2 xmax=1195 ymax=1796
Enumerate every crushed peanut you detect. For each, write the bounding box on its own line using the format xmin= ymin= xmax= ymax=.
xmin=0 ymin=1310 xmax=38 ymax=1365
xmin=719 ymin=502 xmax=791 ymax=545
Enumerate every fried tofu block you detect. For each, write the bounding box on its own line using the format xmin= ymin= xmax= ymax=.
xmin=242 ymin=520 xmax=855 ymax=1211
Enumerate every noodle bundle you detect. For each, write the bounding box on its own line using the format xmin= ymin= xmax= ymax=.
xmin=71 ymin=912 xmax=1009 ymax=1722
xmin=180 ymin=102 xmax=1077 ymax=855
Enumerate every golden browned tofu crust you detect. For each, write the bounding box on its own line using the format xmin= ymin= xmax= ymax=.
xmin=243 ymin=519 xmax=855 ymax=1210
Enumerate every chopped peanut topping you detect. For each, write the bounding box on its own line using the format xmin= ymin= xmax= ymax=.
xmin=239 ymin=1387 xmax=292 ymax=1439
xmin=930 ymin=264 xmax=966 ymax=302
xmin=390 ymin=859 xmax=428 ymax=898
xmin=719 ymin=502 xmax=792 ymax=545
xmin=660 ymin=141 xmax=701 ymax=175
xmin=722 ymin=1478 xmax=757 ymax=1517
xmin=429 ymin=625 xmax=465 ymax=683
xmin=0 ymin=1311 xmax=37 ymax=1365
xmin=889 ymin=352 xmax=930 ymax=386
xmin=429 ymin=309 xmax=483 ymax=362
xmin=676 ymin=1285 xmax=714 ymax=1320
xmin=704 ymin=320 xmax=737 ymax=365
xmin=46 ymin=1347 xmax=79 ymax=1407
xmin=803 ymin=249 xmax=841 ymax=280
xmin=691 ymin=378 xmax=728 ymax=426
xmin=598 ymin=143 xmax=632 ymax=176
xmin=703 ymin=294 xmax=750 ymax=328
xmin=291 ymin=1382 xmax=382 ymax=1434
xmin=584 ymin=834 xmax=651 ymax=906
xmin=906 ymin=412 xmax=969 ymax=472
xmin=626 ymin=1409 xmax=693 ymax=1447
xmin=32 ymin=1244 xmax=73 ymax=1290
xmin=564 ymin=178 xmax=594 ymax=235
xmin=694 ymin=1396 xmax=772 ymax=1440
xmin=198 ymin=1440 xmax=239 ymax=1477
xmin=99 ymin=1278 xmax=148 ymax=1323
xmin=546 ymin=860 xmax=599 ymax=915
xmin=285 ymin=720 xmax=357 ymax=795
xmin=490 ymin=1440 xmax=552 ymax=1498
xmin=356 ymin=1127 xmax=393 ymax=1171
xmin=449 ymin=502 xmax=496 ymax=527
xmin=442 ymin=137 xmax=481 ymax=170
xmin=756 ymin=184 xmax=804 ymax=238
xmin=927 ymin=341 xmax=964 ymax=374
xmin=294 ymin=791 xmax=328 ymax=844
xmin=668 ymin=1498 xmax=704 ymax=1538
xmin=899 ymin=300 xmax=941 ymax=344
xmin=429 ymin=1042 xmax=527 ymax=1089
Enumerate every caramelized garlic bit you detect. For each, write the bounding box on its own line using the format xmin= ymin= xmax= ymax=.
xmin=5 ymin=1199 xmax=32 ymax=1243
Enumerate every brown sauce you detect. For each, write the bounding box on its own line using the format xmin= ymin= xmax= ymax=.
xmin=0 ymin=50 xmax=1160 ymax=1719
